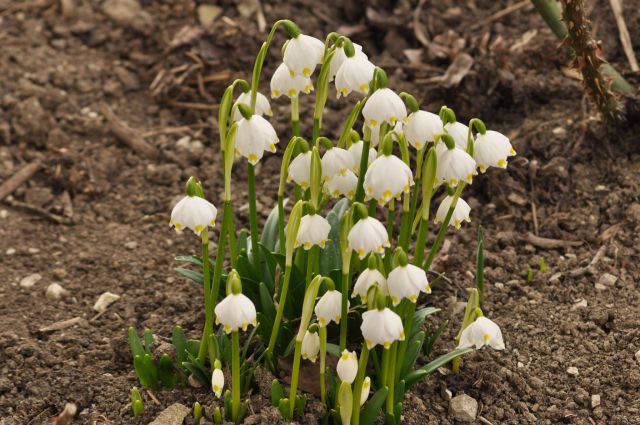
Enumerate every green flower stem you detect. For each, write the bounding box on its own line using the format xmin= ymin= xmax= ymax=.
xmin=289 ymin=339 xmax=303 ymax=418
xmin=398 ymin=198 xmax=411 ymax=251
xmin=339 ymin=269 xmax=350 ymax=351
xmin=423 ymin=184 xmax=465 ymax=271
xmin=351 ymin=345 xmax=370 ymax=425
xmin=319 ymin=325 xmax=327 ymax=404
xmin=231 ymin=330 xmax=241 ymax=422
xmin=247 ymin=164 xmax=260 ymax=271
xmin=267 ymin=265 xmax=292 ymax=356
xmin=354 ymin=136 xmax=371 ymax=202
xmin=306 ymin=245 xmax=319 ymax=289
xmin=249 ymin=20 xmax=288 ymax=111
xmin=380 ymin=347 xmax=390 ymax=389
xmin=312 ymin=118 xmax=321 ymax=143
xmin=196 ymin=228 xmax=212 ymax=363
xmin=291 ymin=96 xmax=300 ymax=137
xmin=386 ymin=343 xmax=398 ymax=415
xmin=409 ymin=148 xmax=426 ymax=220
xmin=277 ymin=194 xmax=286 ymax=256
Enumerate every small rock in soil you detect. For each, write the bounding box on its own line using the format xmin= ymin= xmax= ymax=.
xmin=449 ymin=394 xmax=478 ymax=422
xmin=567 ymin=366 xmax=579 ymax=376
xmin=627 ymin=203 xmax=640 ymax=222
xmin=20 ymin=273 xmax=42 ymax=288
xmin=635 ymin=350 xmax=640 ymax=364
xmin=45 ymin=283 xmax=69 ymax=300
xmin=124 ymin=241 xmax=137 ymax=250
xmin=591 ymin=394 xmax=601 ymax=408
xmin=102 ymin=0 xmax=153 ymax=32
xmin=0 ymin=209 xmax=7 ymax=219
xmin=594 ymin=282 xmax=607 ymax=291
xmin=148 ymin=403 xmax=190 ymax=425
xmin=197 ymin=4 xmax=222 ymax=26
xmin=6 ymin=248 xmax=16 ymax=255
xmin=571 ymin=299 xmax=588 ymax=310
xmin=598 ymin=273 xmax=617 ymax=287
xmin=93 ymin=291 xmax=121 ymax=313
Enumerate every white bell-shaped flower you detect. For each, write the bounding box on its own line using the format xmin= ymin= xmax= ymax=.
xmin=211 ymin=368 xmax=224 ymax=398
xmin=233 ymin=91 xmax=272 ymax=121
xmin=434 ymin=195 xmax=471 ymax=229
xmin=283 ymin=34 xmax=325 ymax=76
xmin=473 ymin=130 xmax=516 ymax=172
xmin=404 ymin=110 xmax=442 ymax=150
xmin=360 ymin=377 xmax=371 ymax=406
xmin=367 ymin=120 xmax=403 ymax=148
xmin=322 ymin=147 xmax=355 ymax=182
xmin=314 ymin=290 xmax=345 ymax=326
xmin=287 ymin=151 xmax=312 ymax=189
xmin=324 ymin=170 xmax=358 ymax=199
xmin=364 ymin=154 xmax=414 ymax=205
xmin=296 ymin=213 xmax=331 ymax=249
xmin=301 ymin=330 xmax=320 ymax=362
xmin=362 ymin=88 xmax=407 ymax=128
xmin=348 ymin=140 xmax=377 ymax=174
xmin=235 ymin=115 xmax=279 ymax=165
xmin=444 ymin=121 xmax=470 ymax=150
xmin=387 ymin=263 xmax=430 ymax=306
xmin=352 ymin=268 xmax=388 ymax=301
xmin=329 ymin=43 xmax=366 ymax=81
xmin=335 ymin=56 xmax=376 ymax=98
xmin=347 ymin=217 xmax=390 ymax=259
xmin=271 ymin=63 xmax=314 ymax=98
xmin=435 ymin=145 xmax=477 ymax=187
xmin=336 ymin=350 xmax=358 ymax=384
xmin=214 ymin=293 xmax=257 ymax=333
xmin=170 ymin=196 xmax=217 ymax=236
xmin=457 ymin=316 xmax=505 ymax=350
xmin=361 ymin=307 xmax=405 ymax=349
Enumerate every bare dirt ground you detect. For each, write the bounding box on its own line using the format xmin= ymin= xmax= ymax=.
xmin=1 ymin=0 xmax=640 ymax=424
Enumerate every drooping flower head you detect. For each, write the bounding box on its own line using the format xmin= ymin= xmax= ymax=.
xmin=361 ymin=307 xmax=405 ymax=349
xmin=214 ymin=271 xmax=257 ymax=333
xmin=211 ymin=360 xmax=224 ymax=398
xmin=387 ymin=249 xmax=430 ymax=306
xmin=283 ymin=32 xmax=325 ymax=77
xmin=473 ymin=130 xmax=516 ymax=172
xmin=314 ymin=289 xmax=345 ymax=326
xmin=233 ymin=91 xmax=272 ymax=121
xmin=364 ymin=152 xmax=413 ymax=205
xmin=435 ymin=139 xmax=477 ymax=187
xmin=434 ymin=195 xmax=471 ymax=229
xmin=444 ymin=121 xmax=470 ymax=150
xmin=336 ymin=349 xmax=358 ymax=384
xmin=329 ymin=42 xmax=367 ymax=81
xmin=301 ymin=329 xmax=320 ymax=362
xmin=288 ymin=150 xmax=312 ymax=189
xmin=170 ymin=177 xmax=217 ymax=236
xmin=335 ymin=55 xmax=376 ymax=98
xmin=296 ymin=213 xmax=331 ymax=249
xmin=324 ymin=170 xmax=358 ymax=199
xmin=362 ymin=87 xmax=407 ymax=128
xmin=404 ymin=110 xmax=442 ymax=150
xmin=348 ymin=140 xmax=377 ymax=174
xmin=457 ymin=316 xmax=505 ymax=350
xmin=347 ymin=215 xmax=390 ymax=259
xmin=271 ymin=63 xmax=314 ymax=98
xmin=235 ymin=111 xmax=279 ymax=165
xmin=352 ymin=256 xmax=388 ymax=301
xmin=322 ymin=147 xmax=355 ymax=182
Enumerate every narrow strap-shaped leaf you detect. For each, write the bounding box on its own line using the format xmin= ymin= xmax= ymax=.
xmin=128 ymin=327 xmax=144 ymax=358
xmin=360 ymin=386 xmax=388 ymax=425
xmin=404 ymin=347 xmax=474 ymax=389
xmin=399 ymin=331 xmax=425 ymax=379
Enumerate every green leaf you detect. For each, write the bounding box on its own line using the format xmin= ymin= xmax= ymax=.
xmin=258 ymin=244 xmax=279 ymax=291
xmin=258 ymin=282 xmax=276 ymax=322
xmin=143 ymin=329 xmax=154 ymax=355
xmin=271 ymin=379 xmax=284 ymax=407
xmin=424 ymin=320 xmax=448 ymax=356
xmin=278 ymin=398 xmax=291 ymax=420
xmin=132 ymin=399 xmax=144 ymax=417
xmin=412 ymin=307 xmax=440 ymax=337
xmin=237 ymin=229 xmax=249 ymax=252
xmin=338 ymin=382 xmax=353 ymax=425
xmin=326 ymin=343 xmax=341 ymax=358
xmin=360 ymin=386 xmax=388 ymax=425
xmin=174 ymin=254 xmax=215 ymax=270
xmin=175 ymin=267 xmax=204 ymax=285
xmin=261 ymin=199 xmax=287 ymax=252
xmin=319 ymin=198 xmax=349 ymax=275
xmin=158 ymin=353 xmax=177 ymax=388
xmin=295 ymin=394 xmax=307 ymax=418
xmin=404 ymin=347 xmax=474 ymax=389
xmin=171 ymin=326 xmax=188 ymax=365
xmin=128 ymin=327 xmax=144 ymax=358
xmin=399 ymin=331 xmax=425 ymax=379
xmin=134 ymin=354 xmax=158 ymax=389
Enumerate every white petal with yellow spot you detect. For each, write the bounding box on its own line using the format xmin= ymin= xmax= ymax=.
xmin=364 ymin=154 xmax=413 ymax=205
xmin=211 ymin=368 xmax=224 ymax=398
xmin=301 ymin=330 xmax=320 ymax=362
xmin=435 ymin=145 xmax=477 ymax=187
xmin=352 ymin=268 xmax=388 ymax=301
xmin=170 ymin=195 xmax=217 ymax=236
xmin=387 ymin=264 xmax=430 ymax=306
xmin=214 ymin=293 xmax=257 ymax=334
xmin=444 ymin=121 xmax=470 ymax=150
xmin=287 ymin=151 xmax=312 ymax=189
xmin=329 ymin=43 xmax=366 ymax=81
xmin=367 ymin=119 xmax=403 ymax=148
xmin=360 ymin=377 xmax=371 ymax=406
xmin=235 ymin=115 xmax=279 ymax=165
xmin=283 ymin=34 xmax=325 ymax=77
xmin=336 ymin=349 xmax=358 ymax=384
xmin=233 ymin=91 xmax=272 ymax=120
xmin=335 ymin=56 xmax=376 ymax=98
xmin=348 ymin=140 xmax=377 ymax=174
xmin=434 ymin=195 xmax=471 ymax=229
xmin=314 ymin=290 xmax=345 ymax=327
xmin=457 ymin=316 xmax=505 ymax=350
xmin=360 ymin=307 xmax=405 ymax=349
xmin=404 ymin=110 xmax=442 ymax=150
xmin=270 ymin=63 xmax=314 ymax=99
xmin=296 ymin=214 xmax=331 ymax=250
xmin=347 ymin=217 xmax=390 ymax=259
xmin=362 ymin=88 xmax=407 ymax=128
xmin=324 ymin=170 xmax=358 ymax=199
xmin=473 ymin=130 xmax=516 ymax=172
xmin=322 ymin=147 xmax=355 ymax=182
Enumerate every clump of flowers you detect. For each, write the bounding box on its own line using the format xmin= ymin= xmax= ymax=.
xmin=128 ymin=20 xmax=511 ymax=424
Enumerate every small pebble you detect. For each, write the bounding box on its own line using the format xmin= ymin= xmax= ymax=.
xmin=598 ymin=273 xmax=617 ymax=287
xmin=45 ymin=283 xmax=69 ymax=301
xmin=594 ymin=283 xmax=607 ymax=291
xmin=571 ymin=299 xmax=588 ymax=310
xmin=28 ymin=248 xmax=40 ymax=254
xmin=635 ymin=350 xmax=640 ymax=364
xmin=6 ymin=248 xmax=16 ymax=255
xmin=93 ymin=291 xmax=121 ymax=313
xmin=494 ymin=282 xmax=504 ymax=289
xmin=567 ymin=366 xmax=579 ymax=376
xmin=124 ymin=241 xmax=137 ymax=250
xmin=449 ymin=394 xmax=478 ymax=422
xmin=20 ymin=273 xmax=42 ymax=288
xmin=0 ymin=209 xmax=8 ymax=219
xmin=591 ymin=394 xmax=601 ymax=408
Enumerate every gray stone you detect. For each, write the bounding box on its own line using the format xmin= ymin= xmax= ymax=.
xmin=598 ymin=273 xmax=617 ymax=287
xmin=449 ymin=394 xmax=478 ymax=422
xmin=149 ymin=403 xmax=190 ymax=425
xmin=20 ymin=273 xmax=42 ymax=288
xmin=591 ymin=394 xmax=601 ymax=408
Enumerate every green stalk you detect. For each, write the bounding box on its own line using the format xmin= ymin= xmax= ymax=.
xmin=197 ymin=228 xmax=212 ymax=363
xmin=277 ymin=194 xmax=286 ymax=256
xmin=267 ymin=265 xmax=292 ymax=355
xmin=231 ymin=331 xmax=241 ymax=422
xmin=247 ymin=164 xmax=260 ymax=271
xmin=386 ymin=344 xmax=397 ymax=415
xmin=319 ymin=325 xmax=327 ymax=404
xmin=249 ymin=20 xmax=289 ymax=111
xmin=289 ymin=339 xmax=303 ymax=418
xmin=423 ymin=184 xmax=464 ymax=271
xmin=339 ymin=270 xmax=350 ymax=351
xmin=351 ymin=345 xmax=370 ymax=425
xmin=354 ymin=136 xmax=371 ymax=203
xmin=291 ymin=96 xmax=300 ymax=137
xmin=306 ymin=245 xmax=319 ymax=288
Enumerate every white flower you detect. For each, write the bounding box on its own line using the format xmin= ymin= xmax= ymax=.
xmin=335 ymin=56 xmax=376 ymax=98
xmin=387 ymin=264 xmax=430 ymax=306
xmin=362 ymin=88 xmax=407 ymax=128
xmin=364 ymin=154 xmax=413 ymax=204
xmin=348 ymin=140 xmax=377 ymax=173
xmin=233 ymin=91 xmax=272 ymax=120
xmin=271 ymin=63 xmax=314 ymax=98
xmin=336 ymin=350 xmax=358 ymax=384
xmin=360 ymin=377 xmax=371 ymax=406
xmin=352 ymin=268 xmax=388 ymax=301
xmin=329 ymin=43 xmax=366 ymax=81
xmin=296 ymin=214 xmax=331 ymax=249
xmin=287 ymin=151 xmax=312 ymax=189
xmin=322 ymin=147 xmax=355 ymax=182
xmin=347 ymin=217 xmax=390 ymax=259
xmin=170 ymin=196 xmax=217 ymax=236
xmin=314 ymin=290 xmax=345 ymax=326
xmin=435 ymin=145 xmax=477 ymax=187
xmin=301 ymin=330 xmax=320 ymax=362
xmin=404 ymin=110 xmax=442 ymax=150
xmin=214 ymin=293 xmax=257 ymax=333
xmin=444 ymin=121 xmax=470 ymax=150
xmin=367 ymin=120 xmax=403 ymax=147
xmin=211 ymin=368 xmax=224 ymax=398
xmin=457 ymin=316 xmax=505 ymax=350
xmin=473 ymin=130 xmax=516 ymax=172
xmin=360 ymin=307 xmax=405 ymax=349
xmin=434 ymin=195 xmax=471 ymax=229
xmin=235 ymin=115 xmax=279 ymax=165
xmin=324 ymin=170 xmax=358 ymax=199
xmin=283 ymin=34 xmax=325 ymax=76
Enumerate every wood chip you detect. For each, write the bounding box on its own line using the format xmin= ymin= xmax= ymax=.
xmin=0 ymin=160 xmax=42 ymax=202
xmin=526 ymin=233 xmax=583 ymax=249
xmin=39 ymin=317 xmax=87 ymax=332
xmin=100 ymin=104 xmax=160 ymax=159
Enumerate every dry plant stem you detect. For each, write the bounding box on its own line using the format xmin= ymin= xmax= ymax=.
xmin=0 ymin=160 xmax=41 ymax=201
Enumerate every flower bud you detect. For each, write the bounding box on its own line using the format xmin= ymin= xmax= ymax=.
xmin=336 ymin=350 xmax=358 ymax=384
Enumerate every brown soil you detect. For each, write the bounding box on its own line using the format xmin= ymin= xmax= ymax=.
xmin=1 ymin=0 xmax=640 ymax=424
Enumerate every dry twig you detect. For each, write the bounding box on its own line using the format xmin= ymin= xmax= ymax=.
xmin=526 ymin=232 xmax=583 ymax=249
xmin=101 ymin=104 xmax=160 ymax=159
xmin=608 ymin=0 xmax=639 ymax=71
xmin=0 ymin=160 xmax=42 ymax=201
xmin=470 ymin=0 xmax=531 ymax=29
